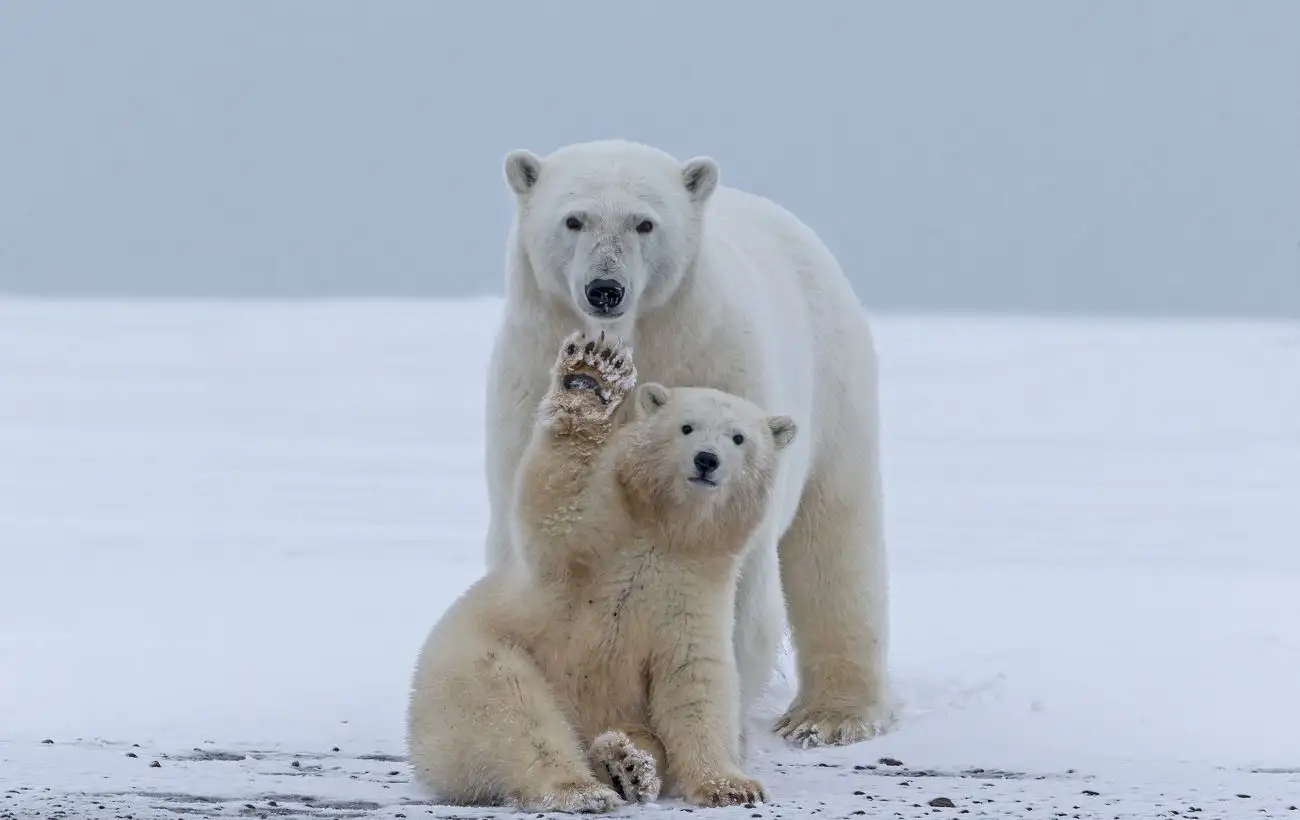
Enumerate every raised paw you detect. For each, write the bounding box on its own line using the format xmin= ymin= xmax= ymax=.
xmin=774 ymin=700 xmax=894 ymax=748
xmin=542 ymin=330 xmax=638 ymax=427
xmin=681 ymin=772 xmax=767 ymax=808
xmin=508 ymin=778 xmax=624 ymax=814
xmin=588 ymin=730 xmax=661 ymax=804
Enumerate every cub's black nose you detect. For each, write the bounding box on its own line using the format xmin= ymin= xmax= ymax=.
xmin=585 ymin=278 xmax=625 ymax=311
xmin=693 ymin=450 xmax=720 ymax=475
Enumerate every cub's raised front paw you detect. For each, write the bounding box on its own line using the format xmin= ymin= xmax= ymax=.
xmin=681 ymin=773 xmax=767 ymax=808
xmin=588 ymin=730 xmax=660 ymax=804
xmin=543 ymin=330 xmax=637 ymax=426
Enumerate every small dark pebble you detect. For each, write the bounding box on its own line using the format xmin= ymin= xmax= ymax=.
xmin=854 ymin=790 xmax=866 ymax=796
xmin=268 ymin=802 xmax=278 ymax=807
xmin=40 ymin=739 xmax=53 ymax=745
xmin=1236 ymin=794 xmax=1251 ymax=799
xmin=1081 ymin=790 xmax=1100 ymax=797
xmin=744 ymin=804 xmax=755 ymax=810
xmin=387 ymin=770 xmax=400 ymax=776
xmin=879 ymin=757 xmax=904 ymax=766
xmin=332 ymin=746 xmax=340 ymax=752
xmin=929 ymin=797 xmax=956 ymax=808
xmin=132 ymin=743 xmax=140 ymax=748
xmin=396 ymin=815 xmax=406 ymax=819
xmin=290 ymin=760 xmax=301 ymax=768
xmin=125 ymin=752 xmax=138 ymax=758
xmin=149 ymin=761 xmax=161 ymax=768
xmin=852 ymin=812 xmax=867 ymax=817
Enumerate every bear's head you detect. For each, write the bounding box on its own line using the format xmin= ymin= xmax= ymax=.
xmin=503 ymin=139 xmax=719 ymax=327
xmin=615 ymin=383 xmax=796 ymax=528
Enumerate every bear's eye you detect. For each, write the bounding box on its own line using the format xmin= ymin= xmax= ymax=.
xmin=680 ymin=424 xmax=693 ymax=436
xmin=635 ymin=220 xmax=654 ymax=234
xmin=732 ymin=433 xmax=745 ymax=446
xmin=564 ymin=216 xmax=583 ymax=231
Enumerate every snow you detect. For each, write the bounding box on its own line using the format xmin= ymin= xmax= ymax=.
xmin=1 ymin=298 xmax=1297 ymax=818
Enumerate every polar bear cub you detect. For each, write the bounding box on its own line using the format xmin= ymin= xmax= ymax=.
xmin=407 ymin=330 xmax=796 ymax=812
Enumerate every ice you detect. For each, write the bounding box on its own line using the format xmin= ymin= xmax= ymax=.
xmin=2 ymin=298 xmax=1297 ymax=818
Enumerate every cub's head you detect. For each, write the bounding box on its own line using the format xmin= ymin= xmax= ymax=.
xmin=503 ymin=139 xmax=719 ymax=329
xmin=616 ymin=383 xmax=796 ymax=522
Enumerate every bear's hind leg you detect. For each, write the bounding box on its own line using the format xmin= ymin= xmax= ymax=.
xmin=409 ymin=635 xmax=621 ymax=812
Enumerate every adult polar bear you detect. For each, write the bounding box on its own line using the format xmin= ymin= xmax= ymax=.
xmin=483 ymin=139 xmax=890 ymax=746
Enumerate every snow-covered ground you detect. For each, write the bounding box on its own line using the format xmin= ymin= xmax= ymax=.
xmin=2 ymin=298 xmax=1297 ymax=819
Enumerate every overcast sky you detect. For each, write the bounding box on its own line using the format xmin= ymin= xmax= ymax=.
xmin=1 ymin=1 xmax=1296 ymax=316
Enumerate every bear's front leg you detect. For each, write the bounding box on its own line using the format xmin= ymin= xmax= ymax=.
xmin=774 ymin=459 xmax=893 ymax=747
xmin=649 ymin=629 xmax=767 ymax=807
xmin=513 ymin=331 xmax=639 ymax=572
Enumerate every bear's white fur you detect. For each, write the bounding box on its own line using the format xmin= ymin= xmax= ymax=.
xmin=409 ymin=330 xmax=792 ymax=811
xmin=483 ymin=140 xmax=891 ymax=746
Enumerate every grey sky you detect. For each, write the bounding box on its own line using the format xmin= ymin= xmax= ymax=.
xmin=1 ymin=1 xmax=1296 ymax=316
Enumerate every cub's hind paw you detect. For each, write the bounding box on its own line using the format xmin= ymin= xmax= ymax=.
xmin=546 ymin=330 xmax=637 ymax=420
xmin=508 ymin=778 xmax=623 ymax=814
xmin=588 ymin=730 xmax=660 ymax=804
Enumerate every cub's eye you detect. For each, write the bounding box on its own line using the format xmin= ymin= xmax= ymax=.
xmin=565 ymin=216 xmax=583 ymax=231
xmin=732 ymin=434 xmax=745 ymax=445
xmin=680 ymin=424 xmax=693 ymax=435
xmin=636 ymin=220 xmax=654 ymax=234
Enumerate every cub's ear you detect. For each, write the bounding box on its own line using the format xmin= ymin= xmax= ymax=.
xmin=681 ymin=156 xmax=719 ymax=205
xmin=635 ymin=383 xmax=670 ymax=417
xmin=767 ymin=415 xmax=797 ymax=450
xmin=504 ymin=149 xmax=544 ymax=196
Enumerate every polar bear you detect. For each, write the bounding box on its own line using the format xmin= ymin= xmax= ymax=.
xmin=409 ymin=330 xmax=793 ymax=811
xmin=483 ymin=139 xmax=890 ymax=746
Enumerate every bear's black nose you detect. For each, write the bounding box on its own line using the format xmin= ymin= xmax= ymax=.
xmin=585 ymin=278 xmax=625 ymax=311
xmin=693 ymin=450 xmax=720 ymax=475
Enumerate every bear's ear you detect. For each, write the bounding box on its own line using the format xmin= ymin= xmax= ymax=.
xmin=681 ymin=156 xmax=720 ymax=204
xmin=504 ymin=149 xmax=544 ymax=196
xmin=635 ymin=383 xmax=670 ymax=417
xmin=767 ymin=415 xmax=797 ymax=451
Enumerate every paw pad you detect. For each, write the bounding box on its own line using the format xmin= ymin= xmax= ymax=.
xmin=588 ymin=731 xmax=660 ymax=804
xmin=552 ymin=330 xmax=638 ymax=408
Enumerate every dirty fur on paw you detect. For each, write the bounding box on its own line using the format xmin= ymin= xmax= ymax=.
xmin=588 ymin=730 xmax=661 ymax=804
xmin=542 ymin=329 xmax=638 ymax=427
xmin=774 ymin=703 xmax=893 ymax=748
xmin=683 ymin=773 xmax=767 ymax=808
xmin=508 ymin=779 xmax=624 ymax=814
